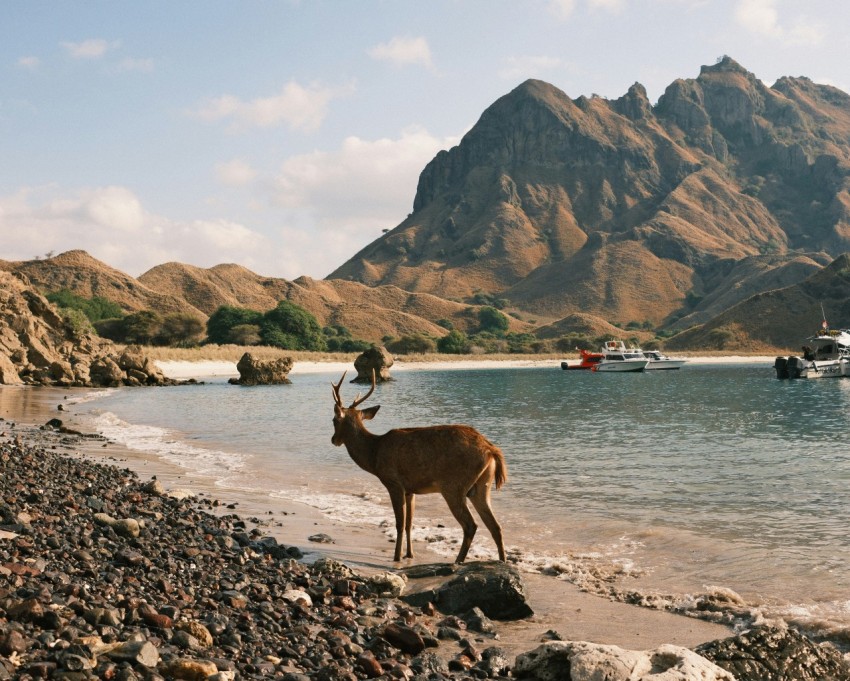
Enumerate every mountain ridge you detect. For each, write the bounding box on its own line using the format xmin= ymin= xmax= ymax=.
xmin=328 ymin=57 xmax=850 ymax=333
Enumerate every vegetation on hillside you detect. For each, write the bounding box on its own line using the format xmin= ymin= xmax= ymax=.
xmin=46 ymin=287 xmax=676 ymax=356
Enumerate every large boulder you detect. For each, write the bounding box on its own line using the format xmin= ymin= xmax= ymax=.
xmin=229 ymin=352 xmax=293 ymax=386
xmin=695 ymin=625 xmax=850 ymax=681
xmin=353 ymin=345 xmax=394 ymax=383
xmin=401 ymin=561 xmax=533 ymax=620
xmin=514 ymin=641 xmax=735 ymax=681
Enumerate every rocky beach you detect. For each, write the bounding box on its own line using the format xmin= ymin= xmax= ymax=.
xmin=3 ymin=390 xmax=850 ymax=681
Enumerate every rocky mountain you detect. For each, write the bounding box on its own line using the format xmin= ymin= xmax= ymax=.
xmin=0 ymin=250 xmax=203 ymax=318
xmin=2 ymin=252 xmax=531 ymax=343
xmin=328 ymin=57 xmax=850 ymax=331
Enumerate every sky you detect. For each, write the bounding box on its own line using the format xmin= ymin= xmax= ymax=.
xmin=2 ymin=0 xmax=849 ymax=280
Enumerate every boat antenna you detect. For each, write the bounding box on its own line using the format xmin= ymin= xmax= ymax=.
xmin=821 ymin=303 xmax=828 ymax=331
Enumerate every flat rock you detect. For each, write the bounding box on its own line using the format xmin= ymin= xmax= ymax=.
xmin=401 ymin=561 xmax=533 ymax=620
xmin=514 ymin=640 xmax=735 ymax=681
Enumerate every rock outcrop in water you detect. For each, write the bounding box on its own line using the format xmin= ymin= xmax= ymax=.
xmin=228 ymin=352 xmax=293 ymax=385
xmin=0 ymin=271 xmax=173 ymax=387
xmin=353 ymin=345 xmax=394 ymax=383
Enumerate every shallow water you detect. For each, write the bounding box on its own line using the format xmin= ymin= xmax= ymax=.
xmin=67 ymin=362 xmax=850 ymax=642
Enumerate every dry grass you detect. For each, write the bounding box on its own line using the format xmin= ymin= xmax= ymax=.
xmin=131 ymin=345 xmax=361 ymax=364
xmin=133 ymin=344 xmax=567 ymax=363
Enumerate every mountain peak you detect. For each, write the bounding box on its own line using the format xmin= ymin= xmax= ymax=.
xmin=699 ymin=55 xmax=750 ymax=77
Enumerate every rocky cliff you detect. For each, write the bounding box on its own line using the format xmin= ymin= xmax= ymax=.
xmin=0 ymin=270 xmax=172 ymax=386
xmin=328 ymin=57 xmax=850 ymax=329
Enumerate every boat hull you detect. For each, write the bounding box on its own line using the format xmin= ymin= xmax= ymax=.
xmin=645 ymin=360 xmax=686 ymax=370
xmin=593 ymin=359 xmax=649 ymax=372
xmin=802 ymin=360 xmax=850 ymax=378
xmin=561 ymin=361 xmax=592 ymax=371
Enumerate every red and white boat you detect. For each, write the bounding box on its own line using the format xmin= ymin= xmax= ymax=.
xmin=560 ymin=349 xmax=604 ymax=371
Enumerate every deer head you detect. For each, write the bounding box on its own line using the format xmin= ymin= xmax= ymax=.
xmin=331 ymin=371 xmax=380 ymax=446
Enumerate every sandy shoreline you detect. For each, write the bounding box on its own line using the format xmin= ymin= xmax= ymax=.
xmin=156 ymin=355 xmax=776 ymax=380
xmin=0 ymin=381 xmax=734 ymax=657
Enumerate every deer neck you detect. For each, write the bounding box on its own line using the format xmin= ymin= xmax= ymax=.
xmin=342 ymin=427 xmax=381 ymax=476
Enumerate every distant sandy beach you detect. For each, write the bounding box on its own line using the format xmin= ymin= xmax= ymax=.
xmin=156 ymin=355 xmax=777 ymax=380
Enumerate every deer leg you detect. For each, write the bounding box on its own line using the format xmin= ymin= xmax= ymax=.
xmin=404 ymin=493 xmax=415 ymax=558
xmin=442 ymin=491 xmax=477 ymax=563
xmin=387 ymin=486 xmax=407 ymax=562
xmin=468 ymin=479 xmax=506 ymax=561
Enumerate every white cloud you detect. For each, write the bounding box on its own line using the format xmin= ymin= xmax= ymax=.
xmin=368 ymin=36 xmax=434 ymax=69
xmin=115 ymin=57 xmax=154 ymax=73
xmin=734 ymin=0 xmax=824 ymax=45
xmin=0 ymin=185 xmax=274 ymax=277
xmin=588 ymin=0 xmax=626 ymax=12
xmin=215 ymin=159 xmax=257 ymax=187
xmin=16 ymin=56 xmax=40 ymax=70
xmin=269 ymin=126 xmax=460 ymax=276
xmin=499 ymin=55 xmax=566 ymax=81
xmin=548 ymin=0 xmax=577 ymax=20
xmin=0 ymin=128 xmax=460 ymax=280
xmin=61 ymin=39 xmax=119 ymax=59
xmin=190 ymin=80 xmax=348 ymax=132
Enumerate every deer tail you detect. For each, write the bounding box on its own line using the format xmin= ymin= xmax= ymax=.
xmin=491 ymin=446 xmax=508 ymax=490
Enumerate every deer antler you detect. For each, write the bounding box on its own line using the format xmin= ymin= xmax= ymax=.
xmin=349 ymin=369 xmax=376 ymax=408
xmin=331 ymin=372 xmax=347 ymax=408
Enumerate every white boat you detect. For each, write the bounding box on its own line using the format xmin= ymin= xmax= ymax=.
xmin=642 ymin=350 xmax=686 ymax=370
xmin=592 ymin=340 xmax=650 ymax=373
xmin=774 ymin=326 xmax=850 ymax=379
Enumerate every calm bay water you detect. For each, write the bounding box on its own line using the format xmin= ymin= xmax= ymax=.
xmin=73 ymin=361 xmax=850 ymax=641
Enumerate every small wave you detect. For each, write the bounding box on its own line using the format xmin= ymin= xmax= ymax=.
xmin=91 ymin=411 xmax=248 ymax=479
xmin=64 ymin=388 xmax=118 ymax=406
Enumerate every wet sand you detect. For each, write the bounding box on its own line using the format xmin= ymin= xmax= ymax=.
xmin=0 ymin=380 xmax=734 ymax=657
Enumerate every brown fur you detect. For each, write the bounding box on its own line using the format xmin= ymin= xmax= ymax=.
xmin=331 ymin=373 xmax=507 ymax=563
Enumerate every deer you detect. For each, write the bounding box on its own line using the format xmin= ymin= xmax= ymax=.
xmin=331 ymin=371 xmax=507 ymax=564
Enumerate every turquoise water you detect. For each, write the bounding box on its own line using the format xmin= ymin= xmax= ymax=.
xmin=72 ymin=362 xmax=850 ymax=641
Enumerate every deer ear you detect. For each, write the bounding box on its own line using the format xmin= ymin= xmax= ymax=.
xmin=360 ymin=405 xmax=380 ymax=420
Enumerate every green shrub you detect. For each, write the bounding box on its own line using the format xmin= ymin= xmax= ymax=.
xmin=61 ymin=308 xmax=94 ymax=338
xmin=47 ymin=289 xmax=125 ymax=323
xmin=437 ymin=329 xmax=470 ymax=354
xmin=207 ymin=306 xmax=263 ymax=344
xmin=228 ymin=324 xmax=262 ymax=346
xmin=478 ymin=306 xmax=510 ymax=334
xmin=260 ymin=300 xmax=327 ymax=351
xmin=158 ymin=313 xmax=204 ymax=346
xmin=387 ymin=334 xmax=437 ymax=355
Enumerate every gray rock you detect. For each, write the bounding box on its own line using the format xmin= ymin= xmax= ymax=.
xmin=514 ymin=641 xmax=735 ymax=681
xmin=695 ymin=625 xmax=850 ymax=681
xmin=229 ymin=352 xmax=293 ymax=386
xmin=105 ymin=640 xmax=160 ymax=668
xmin=352 ymin=345 xmax=394 ymax=383
xmin=402 ymin=561 xmax=533 ymax=620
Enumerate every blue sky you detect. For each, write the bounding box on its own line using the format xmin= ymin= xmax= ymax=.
xmin=2 ymin=0 xmax=848 ymax=279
